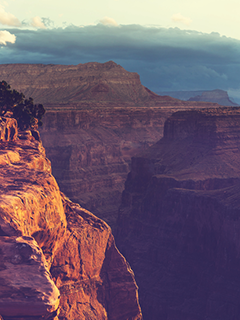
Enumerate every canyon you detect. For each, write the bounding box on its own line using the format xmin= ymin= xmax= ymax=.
xmin=1 ymin=61 xmax=239 ymax=320
xmin=115 ymin=107 xmax=240 ymax=319
xmin=0 ymin=117 xmax=142 ymax=320
xmin=0 ymin=61 xmax=219 ymax=226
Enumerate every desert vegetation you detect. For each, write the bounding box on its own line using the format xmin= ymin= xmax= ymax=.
xmin=0 ymin=80 xmax=45 ymax=130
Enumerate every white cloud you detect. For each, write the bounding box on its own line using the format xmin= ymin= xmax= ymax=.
xmin=0 ymin=30 xmax=15 ymax=45
xmin=0 ymin=4 xmax=21 ymax=26
xmin=99 ymin=17 xmax=118 ymax=27
xmin=172 ymin=13 xmax=192 ymax=26
xmin=31 ymin=16 xmax=46 ymax=29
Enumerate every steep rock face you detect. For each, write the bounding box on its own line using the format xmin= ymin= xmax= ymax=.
xmin=116 ymin=107 xmax=240 ymax=320
xmin=53 ymin=195 xmax=141 ymax=320
xmin=0 ymin=118 xmax=142 ymax=320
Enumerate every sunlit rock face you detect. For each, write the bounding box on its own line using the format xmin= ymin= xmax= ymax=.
xmin=116 ymin=107 xmax=240 ymax=320
xmin=0 ymin=117 xmax=142 ymax=320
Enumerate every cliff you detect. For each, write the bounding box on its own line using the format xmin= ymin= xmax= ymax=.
xmin=0 ymin=117 xmax=142 ymax=320
xmin=0 ymin=62 xmax=220 ymax=227
xmin=39 ymin=107 xmax=172 ymax=226
xmin=115 ymin=107 xmax=240 ymax=320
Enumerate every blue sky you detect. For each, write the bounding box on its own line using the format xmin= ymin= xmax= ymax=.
xmin=0 ymin=0 xmax=240 ymax=101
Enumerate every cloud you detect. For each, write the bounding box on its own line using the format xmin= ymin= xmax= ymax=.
xmin=0 ymin=24 xmax=240 ymax=92
xmin=172 ymin=13 xmax=192 ymax=26
xmin=0 ymin=4 xmax=21 ymax=26
xmin=0 ymin=30 xmax=15 ymax=45
xmin=99 ymin=17 xmax=118 ymax=27
xmin=31 ymin=16 xmax=46 ymax=29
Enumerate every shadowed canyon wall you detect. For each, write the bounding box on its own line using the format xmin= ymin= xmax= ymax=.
xmin=115 ymin=107 xmax=240 ymax=320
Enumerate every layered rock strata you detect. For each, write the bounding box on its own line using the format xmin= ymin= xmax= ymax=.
xmin=0 ymin=117 xmax=142 ymax=320
xmin=116 ymin=107 xmax=240 ymax=320
xmin=0 ymin=61 xmax=219 ymax=226
xmin=39 ymin=107 xmax=173 ymax=226
xmin=0 ymin=61 xmax=192 ymax=107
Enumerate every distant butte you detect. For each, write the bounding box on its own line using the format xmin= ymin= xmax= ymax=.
xmin=188 ymin=89 xmax=238 ymax=106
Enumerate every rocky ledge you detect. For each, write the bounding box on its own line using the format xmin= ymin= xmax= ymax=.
xmin=0 ymin=117 xmax=142 ymax=320
xmin=116 ymin=107 xmax=240 ymax=320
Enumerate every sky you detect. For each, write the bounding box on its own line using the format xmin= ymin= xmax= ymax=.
xmin=0 ymin=0 xmax=240 ymax=101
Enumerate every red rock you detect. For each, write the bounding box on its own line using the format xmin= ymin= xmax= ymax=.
xmin=0 ymin=117 xmax=18 ymax=142
xmin=53 ymin=195 xmax=141 ymax=320
xmin=0 ymin=118 xmax=142 ymax=319
xmin=0 ymin=236 xmax=60 ymax=318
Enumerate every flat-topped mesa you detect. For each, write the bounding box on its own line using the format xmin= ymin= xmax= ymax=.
xmin=0 ymin=61 xmax=214 ymax=108
xmin=115 ymin=107 xmax=240 ymax=320
xmin=0 ymin=118 xmax=142 ymax=320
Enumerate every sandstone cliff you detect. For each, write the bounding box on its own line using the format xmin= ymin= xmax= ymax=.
xmin=0 ymin=117 xmax=142 ymax=320
xmin=116 ymin=107 xmax=240 ymax=320
xmin=0 ymin=62 xmax=219 ymax=227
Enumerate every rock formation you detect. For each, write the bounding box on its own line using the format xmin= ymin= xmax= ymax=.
xmin=115 ymin=107 xmax=240 ymax=320
xmin=0 ymin=117 xmax=142 ymax=320
xmin=0 ymin=61 xmax=183 ymax=107
xmin=0 ymin=62 xmax=219 ymax=226
xmin=158 ymin=89 xmax=238 ymax=106
xmin=188 ymin=89 xmax=238 ymax=106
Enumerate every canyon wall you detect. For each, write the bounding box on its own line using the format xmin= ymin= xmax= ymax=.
xmin=115 ymin=107 xmax=240 ymax=320
xmin=0 ymin=118 xmax=142 ymax=320
xmin=39 ymin=107 xmax=173 ymax=226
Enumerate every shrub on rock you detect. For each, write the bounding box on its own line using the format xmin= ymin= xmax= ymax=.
xmin=0 ymin=80 xmax=45 ymax=130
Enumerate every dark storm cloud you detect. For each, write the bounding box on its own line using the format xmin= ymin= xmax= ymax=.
xmin=1 ymin=24 xmax=240 ymax=91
